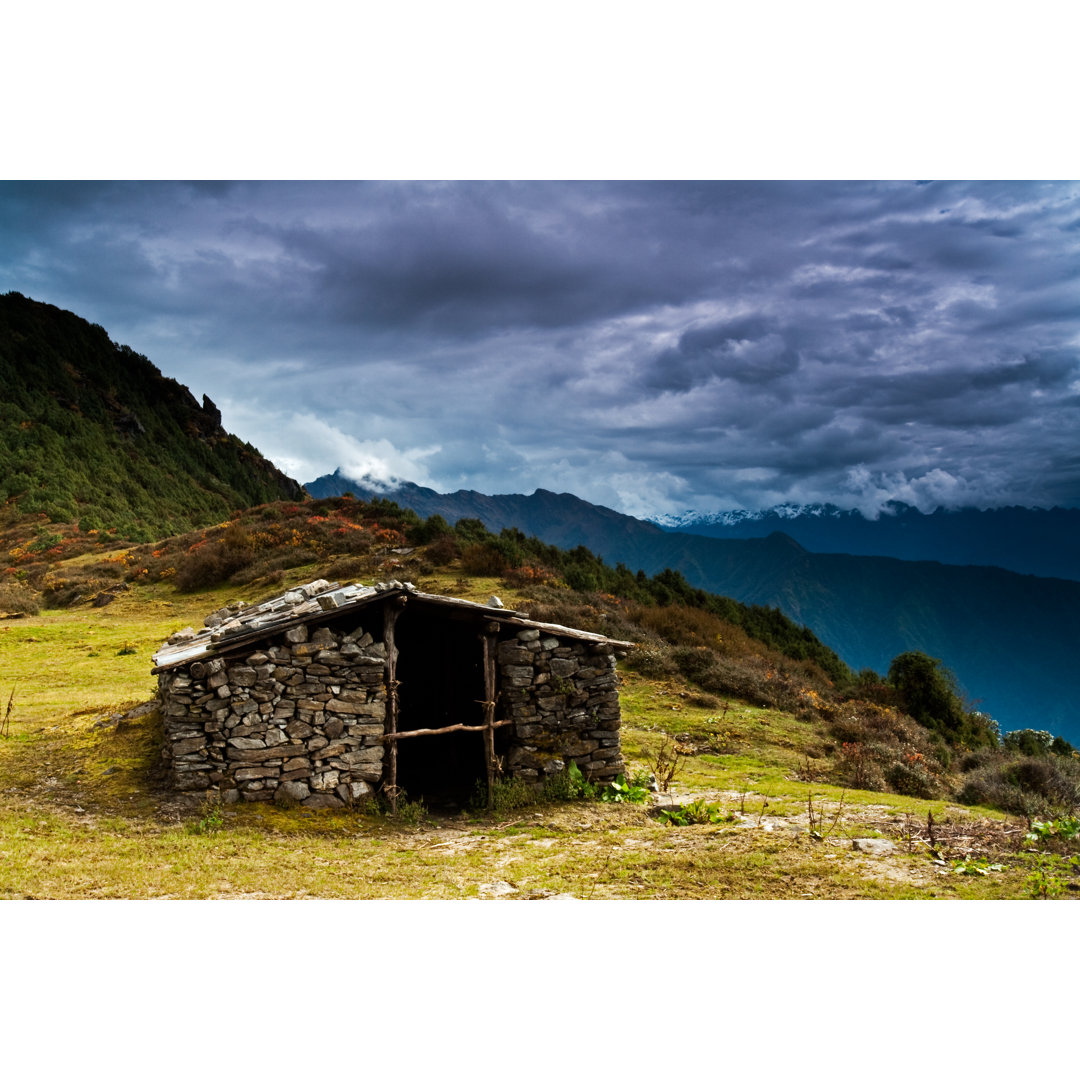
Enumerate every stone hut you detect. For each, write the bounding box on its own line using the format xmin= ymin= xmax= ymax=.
xmin=152 ymin=579 xmax=631 ymax=809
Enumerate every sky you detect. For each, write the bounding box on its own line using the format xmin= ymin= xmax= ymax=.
xmin=2 ymin=179 xmax=1079 ymax=518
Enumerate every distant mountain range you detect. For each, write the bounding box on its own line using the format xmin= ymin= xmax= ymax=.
xmin=650 ymin=502 xmax=1080 ymax=582
xmin=0 ymin=293 xmax=303 ymax=539
xmin=307 ymin=470 xmax=1080 ymax=741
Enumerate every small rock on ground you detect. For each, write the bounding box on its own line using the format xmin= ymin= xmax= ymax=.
xmin=851 ymin=837 xmax=897 ymax=855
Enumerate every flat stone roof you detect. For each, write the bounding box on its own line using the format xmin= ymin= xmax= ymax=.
xmin=152 ymin=578 xmax=632 ymax=673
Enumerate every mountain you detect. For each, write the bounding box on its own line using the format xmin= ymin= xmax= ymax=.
xmin=0 ymin=292 xmax=303 ymax=540
xmin=306 ymin=471 xmax=1080 ymax=741
xmin=306 ymin=471 xmax=665 ymax=555
xmin=651 ymin=502 xmax=1080 ymax=582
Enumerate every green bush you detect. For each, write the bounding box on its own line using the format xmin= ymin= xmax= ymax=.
xmin=658 ymin=799 xmax=734 ymax=826
xmin=887 ymin=651 xmax=997 ymax=749
xmin=1003 ymin=729 xmax=1055 ymax=757
xmin=474 ymin=776 xmax=537 ymax=812
xmin=959 ymin=752 xmax=1080 ymax=818
xmin=623 ymin=644 xmax=677 ymax=679
xmin=885 ymin=760 xmax=942 ymax=799
xmin=408 ymin=513 xmax=452 ymax=545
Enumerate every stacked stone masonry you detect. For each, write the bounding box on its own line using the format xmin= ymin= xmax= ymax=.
xmin=160 ymin=619 xmax=624 ymax=805
xmin=159 ymin=621 xmax=387 ymax=808
xmin=498 ymin=630 xmax=624 ymax=785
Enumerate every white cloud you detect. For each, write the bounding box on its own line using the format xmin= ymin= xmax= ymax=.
xmin=220 ymin=401 xmax=441 ymax=489
xmin=841 ymin=466 xmax=989 ymax=518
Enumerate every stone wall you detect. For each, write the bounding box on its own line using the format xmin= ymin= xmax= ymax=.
xmin=497 ymin=628 xmax=624 ymax=784
xmin=158 ymin=621 xmax=387 ymax=807
xmin=159 ymin=615 xmax=625 ymax=804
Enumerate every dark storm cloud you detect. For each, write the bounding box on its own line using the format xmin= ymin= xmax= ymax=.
xmin=1 ymin=180 xmax=1078 ymax=516
xmin=644 ymin=316 xmax=801 ymax=392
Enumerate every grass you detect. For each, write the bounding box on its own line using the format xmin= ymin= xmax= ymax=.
xmin=1 ymin=567 xmax=1074 ymax=900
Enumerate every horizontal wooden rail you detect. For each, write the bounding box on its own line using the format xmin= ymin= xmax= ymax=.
xmin=382 ymin=718 xmax=513 ymax=741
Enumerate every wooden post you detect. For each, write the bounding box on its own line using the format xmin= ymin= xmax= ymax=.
xmin=385 ymin=601 xmax=402 ymax=814
xmin=482 ymin=632 xmax=498 ymax=810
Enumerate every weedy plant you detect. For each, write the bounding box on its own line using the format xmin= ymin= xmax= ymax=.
xmin=952 ymin=857 xmax=1006 ymax=876
xmin=649 ymin=737 xmax=684 ymax=793
xmin=473 ymin=776 xmax=537 ymax=813
xmin=807 ymin=790 xmax=846 ymax=841
xmin=705 ymin=729 xmax=738 ymax=755
xmin=1 ymin=686 xmax=14 ymax=738
xmin=1026 ymin=816 xmax=1080 ymax=846
xmin=394 ymin=797 xmax=428 ymax=826
xmin=1026 ymin=856 xmax=1066 ymax=899
xmin=541 ymin=761 xmax=596 ymax=801
xmin=658 ymin=799 xmax=734 ymax=826
xmin=542 ymin=761 xmax=648 ymax=804
xmin=599 ymin=774 xmax=650 ymax=804
xmin=186 ymin=795 xmax=225 ymax=836
xmin=361 ymin=787 xmax=428 ymax=825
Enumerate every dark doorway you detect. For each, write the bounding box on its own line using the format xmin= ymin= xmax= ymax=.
xmin=393 ymin=607 xmax=488 ymax=809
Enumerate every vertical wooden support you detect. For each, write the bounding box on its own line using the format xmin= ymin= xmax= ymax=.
xmin=482 ymin=632 xmax=498 ymax=810
xmin=385 ymin=603 xmax=401 ymax=814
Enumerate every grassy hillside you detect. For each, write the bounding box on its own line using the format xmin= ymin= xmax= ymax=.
xmin=0 ymin=292 xmax=303 ymax=542
xmin=2 ymin=496 xmax=1077 ymax=899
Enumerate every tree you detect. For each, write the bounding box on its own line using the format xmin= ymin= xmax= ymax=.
xmin=887 ymin=651 xmax=997 ymax=749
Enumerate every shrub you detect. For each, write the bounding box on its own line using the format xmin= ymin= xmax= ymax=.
xmin=829 ymin=701 xmax=947 ymax=797
xmin=1003 ymin=729 xmax=1054 ymax=757
xmin=671 ymin=645 xmax=717 ymax=683
xmin=628 ymin=604 xmax=760 ymax=655
xmin=563 ymin=565 xmax=599 ymax=592
xmin=460 ymin=542 xmax=508 ymax=577
xmin=38 ymin=564 xmax=120 ymax=607
xmin=849 ymin=668 xmax=895 ymax=706
xmin=959 ymin=748 xmax=999 ymax=773
xmin=1010 ymin=758 xmax=1077 ymax=807
xmin=502 ymin=562 xmax=558 ymax=588
xmin=959 ymin=772 xmax=1040 ymax=818
xmin=424 ymin=534 xmax=460 ymax=566
xmin=623 ymin=644 xmax=677 ymax=679
xmin=887 ymin=651 xmax=997 ymax=749
xmin=959 ymin=752 xmax=1080 ymax=818
xmin=0 ymin=581 xmax=40 ymax=616
xmin=173 ymin=544 xmax=254 ymax=592
xmin=475 ymin=776 xmax=537 ymax=812
xmin=885 ymin=760 xmax=943 ymax=799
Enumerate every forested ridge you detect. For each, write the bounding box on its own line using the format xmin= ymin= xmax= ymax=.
xmin=0 ymin=292 xmax=302 ymax=541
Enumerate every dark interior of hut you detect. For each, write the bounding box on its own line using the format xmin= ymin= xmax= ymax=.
xmin=393 ymin=607 xmax=507 ymax=810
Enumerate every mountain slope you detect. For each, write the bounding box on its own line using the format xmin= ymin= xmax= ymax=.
xmin=652 ymin=502 xmax=1080 ymax=581
xmin=306 ymin=471 xmax=664 ymax=556
xmin=0 ymin=292 xmax=303 ymax=539
xmin=307 ymin=472 xmax=1080 ymax=739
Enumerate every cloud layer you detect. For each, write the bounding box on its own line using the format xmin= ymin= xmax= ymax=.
xmin=2 ymin=180 xmax=1078 ymax=516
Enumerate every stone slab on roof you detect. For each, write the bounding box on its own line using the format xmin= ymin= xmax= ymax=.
xmin=152 ymin=578 xmax=631 ymax=673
